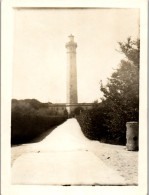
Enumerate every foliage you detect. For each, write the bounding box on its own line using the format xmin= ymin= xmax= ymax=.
xmin=11 ymin=99 xmax=67 ymax=145
xmin=99 ymin=37 xmax=139 ymax=144
xmin=76 ymin=105 xmax=109 ymax=141
xmin=76 ymin=37 xmax=139 ymax=145
xmin=73 ymin=106 xmax=84 ymax=116
xmin=11 ymin=99 xmax=52 ymax=115
xmin=11 ymin=113 xmax=66 ymax=145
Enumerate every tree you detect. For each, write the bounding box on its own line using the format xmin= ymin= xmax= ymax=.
xmin=73 ymin=106 xmax=84 ymax=116
xmin=92 ymin=99 xmax=99 ymax=108
xmin=100 ymin=37 xmax=140 ymax=144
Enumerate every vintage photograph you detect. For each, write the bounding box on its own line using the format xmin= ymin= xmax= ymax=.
xmin=10 ymin=7 xmax=140 ymax=186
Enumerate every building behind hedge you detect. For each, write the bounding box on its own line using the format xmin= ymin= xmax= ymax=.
xmin=48 ymin=103 xmax=93 ymax=116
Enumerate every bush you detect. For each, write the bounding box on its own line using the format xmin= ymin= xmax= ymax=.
xmin=11 ymin=112 xmax=67 ymax=145
xmin=76 ymin=106 xmax=108 ymax=141
xmin=98 ymin=38 xmax=139 ymax=145
xmin=76 ymin=104 xmax=127 ymax=145
xmin=11 ymin=99 xmax=67 ymax=145
xmin=73 ymin=107 xmax=84 ymax=116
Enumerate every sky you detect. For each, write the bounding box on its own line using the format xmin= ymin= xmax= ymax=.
xmin=12 ymin=8 xmax=139 ymax=103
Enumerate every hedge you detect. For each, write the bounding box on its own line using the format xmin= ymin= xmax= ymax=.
xmin=11 ymin=112 xmax=67 ymax=145
xmin=76 ymin=106 xmax=126 ymax=145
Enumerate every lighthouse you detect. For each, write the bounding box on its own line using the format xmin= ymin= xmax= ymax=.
xmin=65 ymin=34 xmax=78 ymax=115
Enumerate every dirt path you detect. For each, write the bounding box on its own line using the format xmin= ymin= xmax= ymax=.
xmin=11 ymin=118 xmax=138 ymax=185
xmin=88 ymin=141 xmax=138 ymax=185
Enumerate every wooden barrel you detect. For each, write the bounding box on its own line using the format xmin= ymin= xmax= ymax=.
xmin=126 ymin=122 xmax=139 ymax=151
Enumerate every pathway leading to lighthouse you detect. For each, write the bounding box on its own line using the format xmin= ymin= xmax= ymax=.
xmin=12 ymin=119 xmax=130 ymax=185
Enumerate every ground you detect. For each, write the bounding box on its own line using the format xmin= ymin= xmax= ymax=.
xmin=88 ymin=141 xmax=138 ymax=184
xmin=11 ymin=118 xmax=138 ymax=185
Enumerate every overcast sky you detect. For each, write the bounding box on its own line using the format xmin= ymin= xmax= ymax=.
xmin=12 ymin=8 xmax=139 ymax=103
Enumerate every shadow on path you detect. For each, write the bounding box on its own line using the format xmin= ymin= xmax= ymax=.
xmin=12 ymin=125 xmax=60 ymax=148
xmin=29 ymin=125 xmax=58 ymax=143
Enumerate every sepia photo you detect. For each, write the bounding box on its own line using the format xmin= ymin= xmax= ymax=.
xmin=1 ymin=0 xmax=148 ymax=195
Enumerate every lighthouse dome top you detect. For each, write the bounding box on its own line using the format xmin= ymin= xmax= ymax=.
xmin=68 ymin=34 xmax=74 ymax=42
xmin=65 ymin=34 xmax=77 ymax=49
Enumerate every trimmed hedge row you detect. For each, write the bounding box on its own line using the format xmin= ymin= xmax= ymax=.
xmin=76 ymin=107 xmax=107 ymax=141
xmin=11 ymin=112 xmax=67 ymax=145
xmin=76 ymin=106 xmax=126 ymax=145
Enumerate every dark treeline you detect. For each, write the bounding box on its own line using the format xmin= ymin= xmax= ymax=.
xmin=11 ymin=99 xmax=67 ymax=145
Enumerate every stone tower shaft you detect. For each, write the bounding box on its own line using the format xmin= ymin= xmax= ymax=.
xmin=65 ymin=35 xmax=78 ymax=104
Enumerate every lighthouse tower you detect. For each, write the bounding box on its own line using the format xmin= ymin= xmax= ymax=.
xmin=65 ymin=34 xmax=78 ymax=115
